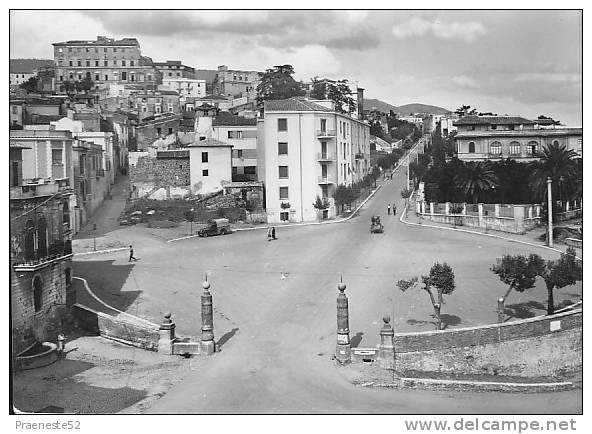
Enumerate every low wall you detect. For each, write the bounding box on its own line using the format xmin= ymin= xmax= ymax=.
xmin=352 ymin=309 xmax=582 ymax=378
xmin=73 ymin=304 xmax=160 ymax=351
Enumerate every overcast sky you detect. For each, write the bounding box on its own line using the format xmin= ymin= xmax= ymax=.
xmin=10 ymin=10 xmax=582 ymax=125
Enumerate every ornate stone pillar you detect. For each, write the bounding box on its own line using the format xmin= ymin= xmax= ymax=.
xmin=336 ymin=279 xmax=351 ymax=364
xmin=200 ymin=279 xmax=216 ymax=355
xmin=377 ymin=315 xmax=395 ymax=369
xmin=158 ymin=312 xmax=176 ymax=355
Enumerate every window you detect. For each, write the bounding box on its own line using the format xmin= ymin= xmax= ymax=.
xmin=156 ymin=106 xmax=161 ymax=114
xmin=278 ymin=118 xmax=288 ymax=132
xmin=508 ymin=125 xmax=515 ymax=131
xmin=202 ymin=152 xmax=209 ymax=163
xmin=157 ymin=127 xmax=162 ymax=135
xmin=122 ymin=60 xmax=126 ymax=67
xmin=279 ymin=166 xmax=288 ymax=178
xmin=279 ymin=187 xmax=289 ymax=200
xmin=490 ymin=142 xmax=502 ymax=155
xmin=121 ymin=71 xmax=127 ymax=81
xmin=95 ymin=74 xmax=100 ymax=81
xmin=24 ymin=219 xmax=35 ymax=261
xmin=86 ymin=47 xmax=90 ymax=52
xmin=280 ymin=212 xmax=289 ymax=221
xmin=202 ymin=169 xmax=209 ymax=176
xmin=113 ymin=60 xmax=117 ymax=66
xmin=68 ymin=47 xmax=72 ymax=52
xmin=69 ymin=61 xmax=73 ymax=67
xmin=113 ymin=47 xmax=117 ymax=52
xmin=468 ymin=142 xmax=475 ymax=153
xmin=104 ymin=47 xmax=108 ymax=52
xmin=95 ymin=60 xmax=99 ymax=67
xmin=237 ymin=150 xmax=243 ymax=158
xmin=130 ymin=60 xmax=135 ymax=66
xmin=168 ymin=128 xmax=173 ymax=135
xmin=278 ymin=142 xmax=288 ymax=155
xmin=491 ymin=125 xmax=497 ymax=130
xmin=33 ymin=276 xmax=43 ymax=313
xmin=52 ymin=149 xmax=63 ymax=165
xmin=509 ymin=141 xmax=521 ymax=155
xmin=104 ymin=61 xmax=108 ymax=67
xmin=105 ymin=75 xmax=109 ymax=81
xmin=77 ymin=60 xmax=81 ymax=67
xmin=553 ymin=140 xmax=560 ymax=147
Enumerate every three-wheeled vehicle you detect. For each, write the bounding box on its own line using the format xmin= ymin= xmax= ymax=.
xmin=198 ymin=218 xmax=231 ymax=237
xmin=370 ymin=215 xmax=384 ymax=233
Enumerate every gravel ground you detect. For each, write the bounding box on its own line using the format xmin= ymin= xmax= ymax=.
xmin=12 ymin=335 xmax=195 ymax=414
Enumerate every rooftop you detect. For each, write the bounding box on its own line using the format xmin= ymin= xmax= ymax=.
xmin=456 ymin=127 xmax=582 ymax=138
xmin=53 ymin=36 xmax=140 ymax=47
xmin=212 ymin=112 xmax=257 ymax=127
xmin=455 ymin=115 xmax=535 ymax=126
xmin=188 ymin=138 xmax=232 ymax=148
xmin=264 ymin=98 xmax=332 ymax=112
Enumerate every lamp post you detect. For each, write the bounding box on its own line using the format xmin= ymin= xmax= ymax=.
xmin=92 ymin=223 xmax=97 ymax=251
xmin=547 ymin=177 xmax=553 ymax=248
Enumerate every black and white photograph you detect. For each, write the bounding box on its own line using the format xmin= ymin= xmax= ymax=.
xmin=6 ymin=4 xmax=585 ymax=429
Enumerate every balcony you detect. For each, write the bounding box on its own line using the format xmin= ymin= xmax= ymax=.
xmin=316 ymin=130 xmax=336 ymax=138
xmin=13 ymin=241 xmax=73 ymax=272
xmin=316 ymin=153 xmax=336 ymax=161
xmin=317 ymin=175 xmax=335 ymax=184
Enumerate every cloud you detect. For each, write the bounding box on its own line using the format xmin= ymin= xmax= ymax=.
xmin=392 ymin=18 xmax=487 ymax=42
xmin=78 ymin=10 xmax=378 ymax=51
xmin=451 ymin=75 xmax=478 ymax=88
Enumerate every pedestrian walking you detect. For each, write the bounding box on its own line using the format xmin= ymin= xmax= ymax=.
xmin=272 ymin=226 xmax=276 ymax=240
xmin=57 ymin=333 xmax=65 ymax=359
xmin=393 ymin=204 xmax=397 ymax=216
xmin=267 ymin=226 xmax=272 ymax=241
xmin=387 ymin=204 xmax=391 ymax=215
xmin=129 ymin=245 xmax=137 ymax=262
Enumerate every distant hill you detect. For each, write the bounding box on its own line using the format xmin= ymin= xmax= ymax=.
xmin=364 ymin=98 xmax=451 ymax=116
xmin=10 ymin=58 xmax=54 ymax=73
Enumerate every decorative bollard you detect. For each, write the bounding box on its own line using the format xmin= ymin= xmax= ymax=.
xmin=377 ymin=315 xmax=395 ymax=369
xmin=200 ymin=279 xmax=216 ymax=355
xmin=497 ymin=297 xmax=505 ymax=342
xmin=336 ymin=278 xmax=351 ymax=364
xmin=158 ymin=312 xmax=176 ymax=354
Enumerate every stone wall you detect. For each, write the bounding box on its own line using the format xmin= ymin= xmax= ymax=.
xmin=353 ymin=309 xmax=582 ymax=378
xmin=73 ymin=304 xmax=160 ymax=351
xmin=136 ymin=118 xmax=181 ymax=150
xmin=129 ymin=152 xmax=191 ymax=199
xmin=11 ymin=259 xmax=73 ymax=356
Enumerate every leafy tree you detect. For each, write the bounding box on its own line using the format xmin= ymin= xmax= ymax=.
xmin=312 ymin=195 xmax=330 ymax=210
xmin=538 ymin=248 xmax=582 ymax=315
xmin=77 ymin=76 xmax=94 ymax=92
xmin=528 ymin=142 xmax=580 ymax=220
xmin=490 ymin=254 xmax=546 ymax=316
xmin=455 ymin=105 xmax=478 ymax=117
xmin=454 ymin=161 xmax=499 ymax=203
xmin=19 ymin=76 xmax=39 ymax=93
xmin=310 ymin=77 xmax=327 ymax=100
xmin=60 ymin=80 xmax=77 ymax=95
xmin=397 ymin=262 xmax=456 ymax=330
xmin=326 ymin=79 xmax=356 ymax=115
xmin=333 ymin=184 xmax=349 ymax=214
xmin=256 ymin=65 xmax=305 ymax=107
xmin=400 ymin=187 xmax=412 ymax=217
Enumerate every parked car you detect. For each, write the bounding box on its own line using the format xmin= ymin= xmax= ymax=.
xmin=198 ymin=218 xmax=231 ymax=237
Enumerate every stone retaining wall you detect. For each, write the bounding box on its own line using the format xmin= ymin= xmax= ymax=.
xmin=73 ymin=304 xmax=160 ymax=351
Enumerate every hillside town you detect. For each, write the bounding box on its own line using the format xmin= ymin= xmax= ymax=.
xmin=9 ymin=9 xmax=583 ymax=421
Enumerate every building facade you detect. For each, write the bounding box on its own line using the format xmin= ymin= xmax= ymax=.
xmin=162 ymin=78 xmax=206 ymax=98
xmin=154 ymin=60 xmax=196 ymax=79
xmin=10 ymin=144 xmax=75 ymax=357
xmin=454 ymin=116 xmax=583 ymax=162
xmin=261 ymin=98 xmax=371 ymax=223
xmin=130 ymin=90 xmax=180 ymax=120
xmin=188 ymin=139 xmax=233 ymax=195
xmin=53 ymin=36 xmax=160 ymax=91
xmin=213 ymin=65 xmax=260 ymax=100
xmin=212 ymin=113 xmax=258 ymax=181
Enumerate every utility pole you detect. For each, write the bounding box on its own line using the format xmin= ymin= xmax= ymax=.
xmin=547 ymin=177 xmax=553 ymax=248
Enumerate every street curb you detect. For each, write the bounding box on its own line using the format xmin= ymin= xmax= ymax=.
xmin=166 ymin=184 xmax=384 ymax=243
xmin=359 ymin=377 xmax=574 ymax=393
xmin=72 ymin=276 xmax=159 ymax=328
xmin=399 ymin=203 xmax=578 ymax=258
xmin=73 ymin=247 xmax=128 ymax=257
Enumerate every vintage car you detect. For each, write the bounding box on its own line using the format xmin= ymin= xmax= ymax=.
xmin=370 ymin=215 xmax=384 ymax=233
xmin=198 ymin=218 xmax=231 ymax=237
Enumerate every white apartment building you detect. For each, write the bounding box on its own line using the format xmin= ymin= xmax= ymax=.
xmin=188 ymin=139 xmax=233 ymax=195
xmin=261 ymin=98 xmax=371 ymax=223
xmin=162 ymin=78 xmax=206 ymax=98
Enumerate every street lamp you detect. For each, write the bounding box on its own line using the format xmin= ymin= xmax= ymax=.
xmin=92 ymin=223 xmax=97 ymax=251
xmin=547 ymin=177 xmax=553 ymax=248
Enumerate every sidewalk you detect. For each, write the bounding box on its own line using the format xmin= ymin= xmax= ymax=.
xmin=401 ymin=197 xmax=580 ymax=256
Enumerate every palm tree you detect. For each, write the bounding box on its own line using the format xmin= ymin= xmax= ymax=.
xmin=454 ymin=162 xmax=499 ymax=203
xmin=528 ymin=142 xmax=580 ymax=204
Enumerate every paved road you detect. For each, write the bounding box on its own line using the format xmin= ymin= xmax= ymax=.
xmin=74 ymin=165 xmax=582 ymax=414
